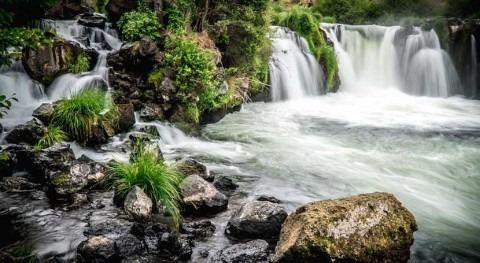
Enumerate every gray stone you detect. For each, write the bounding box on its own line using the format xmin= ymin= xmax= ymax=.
xmin=180 ymin=174 xmax=228 ymax=215
xmin=225 ymin=201 xmax=287 ymax=242
xmin=76 ymin=236 xmax=120 ymax=263
xmin=48 ymin=162 xmax=90 ymax=196
xmin=5 ymin=119 xmax=45 ymax=145
xmin=271 ymin=192 xmax=418 ymax=263
xmin=0 ymin=176 xmax=40 ymax=192
xmin=180 ymin=220 xmax=216 ymax=240
xmin=32 ymin=103 xmax=54 ymax=125
xmin=212 ymin=239 xmax=269 ymax=263
xmin=124 ymin=186 xmax=153 ymax=222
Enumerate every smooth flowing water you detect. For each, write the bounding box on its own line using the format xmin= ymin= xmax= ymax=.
xmin=472 ymin=34 xmax=478 ymax=97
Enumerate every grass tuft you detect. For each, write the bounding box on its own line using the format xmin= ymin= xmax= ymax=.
xmin=108 ymin=145 xmax=184 ymax=227
xmin=33 ymin=124 xmax=66 ymax=150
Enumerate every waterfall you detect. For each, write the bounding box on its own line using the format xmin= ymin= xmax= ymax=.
xmin=322 ymin=24 xmax=461 ymax=97
xmin=472 ymin=35 xmax=478 ymax=97
xmin=269 ymin=26 xmax=325 ymax=101
xmin=0 ymin=19 xmax=122 ymax=128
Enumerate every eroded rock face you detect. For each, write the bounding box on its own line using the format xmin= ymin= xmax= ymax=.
xmin=124 ymin=186 xmax=153 ymax=222
xmin=78 ymin=13 xmax=106 ymax=28
xmin=180 ymin=174 xmax=228 ymax=215
xmin=76 ymin=236 xmax=121 ymax=263
xmin=271 ymin=192 xmax=417 ymax=263
xmin=212 ymin=239 xmax=269 ymax=263
xmin=5 ymin=119 xmax=45 ymax=145
xmin=225 ymin=201 xmax=287 ymax=242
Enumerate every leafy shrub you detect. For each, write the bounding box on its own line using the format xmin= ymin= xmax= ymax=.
xmin=165 ymin=0 xmax=194 ymax=34
xmin=33 ymin=124 xmax=66 ymax=150
xmin=52 ymin=89 xmax=114 ymax=143
xmin=313 ymin=0 xmax=383 ymax=24
xmin=67 ymin=51 xmax=90 ymax=74
xmin=0 ymin=93 xmax=17 ymax=119
xmin=108 ymin=146 xmax=184 ymax=226
xmin=117 ymin=8 xmax=161 ymax=42
xmin=164 ymin=36 xmax=219 ymax=122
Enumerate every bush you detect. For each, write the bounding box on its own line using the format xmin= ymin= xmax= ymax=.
xmin=33 ymin=124 xmax=66 ymax=150
xmin=67 ymin=51 xmax=90 ymax=74
xmin=164 ymin=36 xmax=219 ymax=122
xmin=52 ymin=89 xmax=114 ymax=143
xmin=108 ymin=147 xmax=184 ymax=226
xmin=313 ymin=0 xmax=383 ymax=24
xmin=445 ymin=0 xmax=480 ymax=18
xmin=117 ymin=8 xmax=161 ymax=42
xmin=0 ymin=94 xmax=17 ymax=119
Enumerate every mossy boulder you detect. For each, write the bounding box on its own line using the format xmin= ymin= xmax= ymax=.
xmin=271 ymin=192 xmax=417 ymax=263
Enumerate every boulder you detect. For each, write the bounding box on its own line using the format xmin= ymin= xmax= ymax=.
xmin=139 ymin=36 xmax=158 ymax=57
xmin=115 ymin=233 xmax=144 ymax=257
xmin=78 ymin=14 xmax=106 ymax=28
xmin=4 ymin=119 xmax=45 ymax=145
xmin=22 ymin=40 xmax=83 ymax=85
xmin=271 ymin=192 xmax=417 ymax=263
xmin=32 ymin=103 xmax=55 ymax=125
xmin=178 ymin=158 xmax=213 ymax=182
xmin=124 ymin=186 xmax=153 ymax=222
xmin=139 ymin=103 xmax=165 ymax=122
xmin=106 ymin=0 xmax=137 ymax=24
xmin=135 ymin=223 xmax=169 ymax=254
xmin=212 ymin=239 xmax=269 ymax=263
xmin=114 ymin=104 xmax=135 ymax=133
xmin=180 ymin=220 xmax=216 ymax=240
xmin=180 ymin=174 xmax=228 ymax=215
xmin=225 ymin=201 xmax=287 ymax=242
xmin=0 ymin=176 xmax=40 ymax=192
xmin=157 ymin=231 xmax=193 ymax=261
xmin=69 ymin=193 xmax=89 ymax=208
xmin=76 ymin=236 xmax=121 ymax=263
xmin=48 ymin=162 xmax=90 ymax=196
xmin=214 ymin=176 xmax=238 ymax=195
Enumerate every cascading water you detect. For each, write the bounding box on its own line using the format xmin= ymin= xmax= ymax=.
xmin=322 ymin=24 xmax=461 ymax=97
xmin=269 ymin=26 xmax=325 ymax=101
xmin=0 ymin=19 xmax=122 ymax=129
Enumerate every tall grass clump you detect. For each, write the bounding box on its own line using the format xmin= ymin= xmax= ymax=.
xmin=67 ymin=51 xmax=90 ymax=74
xmin=52 ymin=88 xmax=113 ymax=143
xmin=33 ymin=124 xmax=67 ymax=150
xmin=108 ymin=147 xmax=184 ymax=226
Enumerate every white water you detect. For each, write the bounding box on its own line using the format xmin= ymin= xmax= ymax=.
xmin=0 ymin=20 xmax=122 ymax=130
xmin=269 ymin=26 xmax=325 ymax=101
xmin=322 ymin=24 xmax=462 ymax=97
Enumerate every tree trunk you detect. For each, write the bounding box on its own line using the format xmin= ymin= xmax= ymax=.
xmin=153 ymin=0 xmax=163 ymax=26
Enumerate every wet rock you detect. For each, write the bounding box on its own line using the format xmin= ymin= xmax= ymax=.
xmin=0 ymin=176 xmax=40 ymax=192
xmin=180 ymin=220 xmax=216 ymax=240
xmin=85 ymin=218 xmax=133 ymax=238
xmin=180 ymin=174 xmax=228 ymax=215
xmin=32 ymin=103 xmax=55 ymax=125
xmin=200 ymin=105 xmax=242 ymax=125
xmin=124 ymin=186 xmax=153 ymax=222
xmin=141 ymin=224 xmax=169 ymax=254
xmin=257 ymin=195 xmax=281 ymax=204
xmin=178 ymin=158 xmax=213 ymax=182
xmin=157 ymin=232 xmax=193 ymax=261
xmin=114 ymin=104 xmax=135 ymax=133
xmin=22 ymin=40 xmax=83 ymax=85
xmin=225 ymin=201 xmax=287 ymax=242
xmin=69 ymin=193 xmax=89 ymax=208
xmin=199 ymin=249 xmax=209 ymax=258
xmin=271 ymin=192 xmax=417 ymax=263
xmin=48 ymin=162 xmax=90 ymax=196
xmin=0 ymin=151 xmax=16 ymax=177
xmin=139 ymin=103 xmax=165 ymax=122
xmin=212 ymin=239 xmax=269 ymax=263
xmin=116 ymin=233 xmax=144 ymax=257
xmin=139 ymin=36 xmax=158 ymax=57
xmin=129 ymin=136 xmax=163 ymax=162
xmin=76 ymin=236 xmax=121 ymax=263
xmin=78 ymin=14 xmax=106 ymax=28
xmin=86 ymin=123 xmax=109 ymax=147
xmin=214 ymin=176 xmax=238 ymax=195
xmin=5 ymin=119 xmax=45 ymax=145
xmin=139 ymin=126 xmax=160 ymax=137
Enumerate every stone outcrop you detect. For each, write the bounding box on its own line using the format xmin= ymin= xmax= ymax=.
xmin=180 ymin=174 xmax=228 ymax=215
xmin=271 ymin=192 xmax=417 ymax=263
xmin=225 ymin=201 xmax=287 ymax=242
xmin=4 ymin=119 xmax=45 ymax=145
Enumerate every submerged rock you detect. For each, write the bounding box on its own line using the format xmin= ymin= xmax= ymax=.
xmin=225 ymin=201 xmax=287 ymax=242
xmin=4 ymin=119 xmax=45 ymax=145
xmin=212 ymin=239 xmax=269 ymax=263
xmin=180 ymin=174 xmax=228 ymax=215
xmin=124 ymin=186 xmax=153 ymax=222
xmin=257 ymin=195 xmax=281 ymax=203
xmin=213 ymin=176 xmax=238 ymax=195
xmin=76 ymin=236 xmax=121 ymax=263
xmin=271 ymin=192 xmax=417 ymax=263
xmin=180 ymin=220 xmax=216 ymax=240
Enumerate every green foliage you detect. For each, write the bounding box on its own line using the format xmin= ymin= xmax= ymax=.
xmin=445 ymin=0 xmax=480 ymax=18
xmin=33 ymin=124 xmax=66 ymax=150
xmin=148 ymin=68 xmax=163 ymax=89
xmin=0 ymin=93 xmax=17 ymax=119
xmin=0 ymin=27 xmax=55 ymax=66
xmin=165 ymin=36 xmax=219 ymax=122
xmin=117 ymin=7 xmax=161 ymax=42
xmin=52 ymin=89 xmax=113 ymax=143
xmin=108 ymin=146 xmax=184 ymax=226
xmin=319 ymin=45 xmax=338 ymax=90
xmin=67 ymin=51 xmax=90 ymax=74
xmin=313 ymin=0 xmax=383 ymax=24
xmin=165 ymin=0 xmax=194 ymax=34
